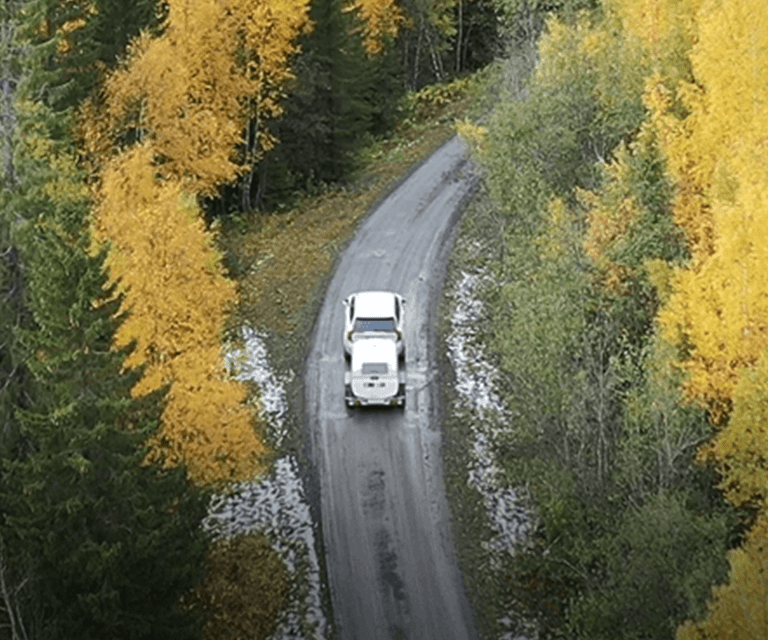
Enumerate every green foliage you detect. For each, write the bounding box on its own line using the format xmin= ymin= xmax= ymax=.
xmin=483 ymin=7 xmax=650 ymax=225
xmin=192 ymin=533 xmax=291 ymax=640
xmin=567 ymin=491 xmax=732 ymax=640
xmin=210 ymin=0 xmax=406 ymax=211
xmin=15 ymin=0 xmax=162 ymax=113
xmin=1 ymin=221 xmax=210 ymax=639
xmin=484 ymin=74 xmax=596 ymax=212
xmin=488 ymin=265 xmax=735 ymax=637
xmin=492 ymin=0 xmax=600 ymax=55
xmin=404 ymin=75 xmax=473 ymax=120
xmin=591 ymin=133 xmax=686 ymax=272
xmin=614 ymin=335 xmax=711 ymax=499
xmin=488 ymin=241 xmax=631 ymax=503
xmin=579 ymin=125 xmax=688 ymax=344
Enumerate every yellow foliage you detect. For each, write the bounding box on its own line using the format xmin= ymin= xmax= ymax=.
xmin=645 ymin=74 xmax=715 ymax=257
xmin=189 ymin=533 xmax=290 ymax=640
xmin=698 ymin=348 xmax=768 ymax=510
xmin=579 ymin=144 xmax=642 ymax=293
xmin=455 ymin=117 xmax=488 ymax=160
xmin=92 ymin=143 xmax=268 ymax=486
xmin=86 ymin=0 xmax=311 ymax=197
xmin=406 ymin=76 xmax=472 ymax=120
xmin=653 ymin=0 xmax=768 ymax=417
xmin=606 ymin=0 xmax=701 ymax=87
xmin=536 ymin=197 xmax=575 ymax=261
xmin=536 ymin=10 xmax=650 ymax=127
xmin=644 ymin=258 xmax=675 ymax=304
xmin=536 ymin=14 xmax=586 ymax=86
xmin=642 ymin=7 xmax=768 ymax=630
xmin=344 ymin=0 xmax=405 ymax=55
xmin=676 ymin=515 xmax=768 ymax=640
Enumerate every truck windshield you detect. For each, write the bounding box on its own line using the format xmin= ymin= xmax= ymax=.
xmin=362 ymin=363 xmax=388 ymax=375
xmin=354 ymin=318 xmax=395 ymax=332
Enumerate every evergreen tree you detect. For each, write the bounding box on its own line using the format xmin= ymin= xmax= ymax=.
xmin=1 ymin=4 xmax=210 ymax=636
xmin=248 ymin=0 xmax=405 ymax=209
xmin=18 ymin=0 xmax=162 ymax=113
xmin=0 ymin=0 xmax=31 ymax=471
xmin=2 ymin=224 xmax=209 ymax=640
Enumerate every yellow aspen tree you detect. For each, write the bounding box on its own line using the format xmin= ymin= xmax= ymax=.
xmin=344 ymin=0 xmax=405 ymax=55
xmin=634 ymin=2 xmax=768 ymax=634
xmin=91 ymin=0 xmax=312 ymax=196
xmin=91 ymin=143 xmax=268 ymax=486
xmin=606 ymin=0 xmax=702 ymax=88
xmin=699 ymin=350 xmax=768 ymax=514
xmin=78 ymin=0 xmax=317 ymax=486
xmin=650 ymin=0 xmax=768 ymax=419
xmin=676 ymin=330 xmax=768 ymax=640
xmin=677 ymin=516 xmax=768 ymax=640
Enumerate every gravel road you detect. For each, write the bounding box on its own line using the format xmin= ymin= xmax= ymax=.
xmin=304 ymin=136 xmax=480 ymax=640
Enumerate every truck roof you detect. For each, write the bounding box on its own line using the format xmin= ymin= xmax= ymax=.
xmin=354 ymin=291 xmax=396 ymax=319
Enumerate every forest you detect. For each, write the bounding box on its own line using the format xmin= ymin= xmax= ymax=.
xmin=1 ymin=0 xmax=766 ymax=637
xmin=454 ymin=0 xmax=768 ymax=637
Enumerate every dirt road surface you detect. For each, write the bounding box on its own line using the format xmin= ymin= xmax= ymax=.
xmin=305 ymin=137 xmax=479 ymax=640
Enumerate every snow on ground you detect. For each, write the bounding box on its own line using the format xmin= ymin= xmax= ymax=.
xmin=445 ymin=257 xmax=532 ymax=640
xmin=203 ymin=326 xmax=329 ymax=640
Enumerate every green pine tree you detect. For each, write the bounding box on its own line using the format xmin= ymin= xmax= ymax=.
xmin=2 ymin=223 xmax=210 ymax=640
xmin=17 ymin=0 xmax=162 ymax=113
xmin=223 ymin=0 xmax=406 ymax=210
xmin=1 ymin=5 xmax=209 ymax=637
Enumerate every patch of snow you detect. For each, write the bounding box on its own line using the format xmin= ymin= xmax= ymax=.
xmin=225 ymin=326 xmax=291 ymax=448
xmin=205 ymin=326 xmax=328 ymax=640
xmin=445 ymin=257 xmax=532 ymax=640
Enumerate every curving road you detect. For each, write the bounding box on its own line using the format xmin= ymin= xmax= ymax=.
xmin=305 ymin=137 xmax=479 ymax=640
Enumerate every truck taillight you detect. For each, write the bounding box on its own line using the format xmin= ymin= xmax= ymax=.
xmin=348 ymin=331 xmax=353 ymax=340
xmin=396 ymin=331 xmax=402 ymax=340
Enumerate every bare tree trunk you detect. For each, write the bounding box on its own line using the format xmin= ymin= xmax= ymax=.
xmin=424 ymin=29 xmax=443 ymax=82
xmin=462 ymin=22 xmax=473 ymax=73
xmin=254 ymin=158 xmax=268 ymax=211
xmin=240 ymin=116 xmax=257 ymax=212
xmin=1 ymin=3 xmax=24 ymax=190
xmin=455 ymin=0 xmax=462 ymax=74
xmin=240 ymin=167 xmax=254 ymax=213
xmin=413 ymin=25 xmax=423 ymax=90
xmin=0 ymin=538 xmax=30 ymax=640
xmin=0 ymin=77 xmax=15 ymax=188
xmin=402 ymin=36 xmax=408 ymax=89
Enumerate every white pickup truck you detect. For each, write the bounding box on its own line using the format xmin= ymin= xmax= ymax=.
xmin=342 ymin=291 xmax=406 ymax=409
